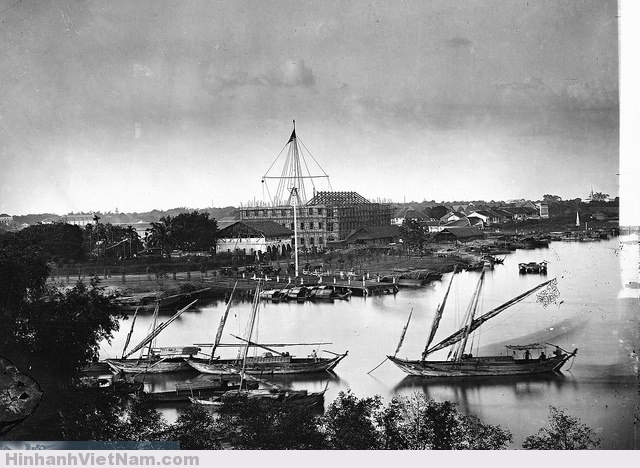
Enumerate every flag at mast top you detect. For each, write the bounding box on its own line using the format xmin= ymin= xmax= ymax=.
xmin=261 ymin=119 xmax=331 ymax=206
xmin=288 ymin=119 xmax=296 ymax=143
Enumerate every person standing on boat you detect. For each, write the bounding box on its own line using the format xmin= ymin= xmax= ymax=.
xmin=554 ymin=346 xmax=563 ymax=357
xmin=524 ymin=349 xmax=531 ymax=360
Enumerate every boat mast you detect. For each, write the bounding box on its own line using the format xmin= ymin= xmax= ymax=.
xmin=292 ymin=187 xmax=299 ymax=278
xmin=393 ymin=308 xmax=414 ymax=358
xmin=209 ymin=281 xmax=238 ymax=363
xmin=261 ymin=120 xmax=331 ymax=279
xmin=121 ymin=306 xmax=140 ymax=359
xmin=425 ymin=277 xmax=557 ymax=356
xmin=239 ymin=283 xmax=261 ymax=389
xmin=123 ymin=300 xmax=198 ymax=359
xmin=146 ymin=303 xmax=160 ymax=358
xmin=453 ymin=271 xmax=485 ymax=361
xmin=421 ymin=270 xmax=456 ymax=361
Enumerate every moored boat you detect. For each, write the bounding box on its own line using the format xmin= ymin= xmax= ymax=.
xmin=103 ymin=301 xmax=199 ymax=374
xmin=518 ymin=261 xmax=548 ymax=274
xmin=187 ymin=352 xmax=347 ymax=375
xmin=387 ymin=271 xmax=577 ymax=378
xmin=187 ymin=281 xmax=347 ymax=375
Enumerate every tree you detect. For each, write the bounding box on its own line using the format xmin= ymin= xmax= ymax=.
xmin=522 ymin=406 xmax=600 ymax=450
xmin=591 ymin=192 xmax=609 ymax=202
xmin=323 ymin=390 xmax=382 ymax=449
xmin=0 ymin=233 xmax=50 ymax=317
xmin=59 ymin=391 xmax=166 ymax=442
xmin=169 ymin=211 xmax=218 ymax=251
xmin=399 ymin=218 xmax=428 ymax=251
xmin=543 ymin=194 xmax=563 ymax=202
xmin=146 ymin=220 xmax=171 ymax=256
xmin=145 ymin=211 xmax=217 ymax=255
xmin=216 ymin=393 xmax=326 ymax=449
xmin=9 ymin=278 xmax=124 ymax=377
xmin=375 ymin=394 xmax=512 ymax=450
xmin=165 ymin=405 xmax=222 ymax=450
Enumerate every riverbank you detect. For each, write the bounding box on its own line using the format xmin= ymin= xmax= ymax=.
xmin=47 ymin=250 xmax=476 ymax=298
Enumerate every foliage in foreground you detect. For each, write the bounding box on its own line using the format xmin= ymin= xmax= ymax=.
xmin=51 ymin=389 xmax=604 ymax=451
xmin=522 ymin=406 xmax=600 ymax=450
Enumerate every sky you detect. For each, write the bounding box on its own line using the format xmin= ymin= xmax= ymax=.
xmin=0 ymin=0 xmax=623 ymax=215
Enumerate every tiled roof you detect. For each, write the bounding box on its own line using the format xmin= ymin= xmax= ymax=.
xmin=444 ymin=218 xmax=471 ymax=227
xmin=438 ymin=227 xmax=484 ymax=238
xmin=306 ymin=191 xmax=371 ymax=206
xmin=218 ymin=220 xmax=293 ymax=238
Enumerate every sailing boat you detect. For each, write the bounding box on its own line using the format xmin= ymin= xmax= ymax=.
xmin=105 ymin=300 xmax=200 ymax=374
xmin=387 ymin=271 xmax=577 ymax=378
xmin=186 ymin=282 xmax=347 ymax=375
xmin=190 ymin=282 xmax=327 ymax=408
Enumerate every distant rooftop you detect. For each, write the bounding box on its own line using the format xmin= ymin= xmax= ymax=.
xmin=218 ymin=220 xmax=293 ymax=238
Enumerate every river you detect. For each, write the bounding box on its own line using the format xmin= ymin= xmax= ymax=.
xmin=101 ymin=235 xmax=639 ymax=449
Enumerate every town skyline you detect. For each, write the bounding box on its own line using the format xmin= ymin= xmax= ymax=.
xmin=0 ymin=1 xmax=627 ymax=217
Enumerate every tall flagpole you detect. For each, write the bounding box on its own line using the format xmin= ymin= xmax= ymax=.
xmin=293 ymin=187 xmax=299 ymax=278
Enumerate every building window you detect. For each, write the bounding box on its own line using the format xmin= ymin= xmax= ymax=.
xmin=318 ymin=208 xmax=323 ymax=215
xmin=265 ymin=210 xmax=270 ymax=217
xmin=319 ymin=222 xmax=323 ymax=229
xmin=291 ymin=223 xmax=295 ymax=230
xmin=310 ymin=237 xmax=315 ymax=245
xmin=310 ymin=221 xmax=314 ymax=230
xmin=300 ymin=237 xmax=305 ymax=244
xmin=318 ymin=236 xmax=323 ymax=245
xmin=309 ymin=208 xmax=314 ymax=215
xmin=300 ymin=222 xmax=305 ymax=230
xmin=328 ymin=222 xmax=333 ymax=231
xmin=258 ymin=210 xmax=263 ymax=217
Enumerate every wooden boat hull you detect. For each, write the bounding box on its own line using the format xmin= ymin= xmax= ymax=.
xmin=105 ymin=358 xmax=193 ymax=374
xmin=190 ymin=389 xmax=325 ymax=408
xmin=387 ymin=353 xmax=575 ymax=378
xmin=186 ymin=353 xmax=347 ymax=375
xmin=147 ymin=381 xmax=259 ymax=403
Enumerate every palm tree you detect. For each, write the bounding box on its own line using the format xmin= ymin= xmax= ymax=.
xmin=146 ymin=221 xmax=170 ymax=256
xmin=124 ymin=225 xmax=141 ymax=258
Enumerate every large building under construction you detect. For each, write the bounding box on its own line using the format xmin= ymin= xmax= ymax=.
xmin=239 ymin=122 xmax=392 ymax=251
xmin=240 ymin=191 xmax=393 ymax=250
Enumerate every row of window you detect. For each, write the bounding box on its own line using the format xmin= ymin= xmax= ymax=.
xmin=244 ymin=207 xmax=327 ymax=218
xmin=290 ymin=222 xmax=336 ymax=231
xmin=299 ymin=236 xmax=324 ymax=245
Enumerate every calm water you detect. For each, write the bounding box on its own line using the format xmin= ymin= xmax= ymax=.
xmin=101 ymin=235 xmax=640 ymax=449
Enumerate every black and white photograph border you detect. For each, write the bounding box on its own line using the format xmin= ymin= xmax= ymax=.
xmin=0 ymin=0 xmax=638 ymax=460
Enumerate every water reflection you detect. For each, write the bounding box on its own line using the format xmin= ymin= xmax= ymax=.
xmin=394 ymin=372 xmax=576 ymax=400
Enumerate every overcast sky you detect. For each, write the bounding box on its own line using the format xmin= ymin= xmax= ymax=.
xmin=0 ymin=0 xmax=620 ymax=214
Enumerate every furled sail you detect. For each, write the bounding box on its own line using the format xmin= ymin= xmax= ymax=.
xmin=123 ymin=300 xmax=198 ymax=358
xmin=394 ymin=308 xmax=414 ymax=357
xmin=210 ymin=281 xmax=238 ymax=361
xmin=424 ymin=278 xmax=556 ymax=356
xmin=421 ymin=271 xmax=456 ymax=360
